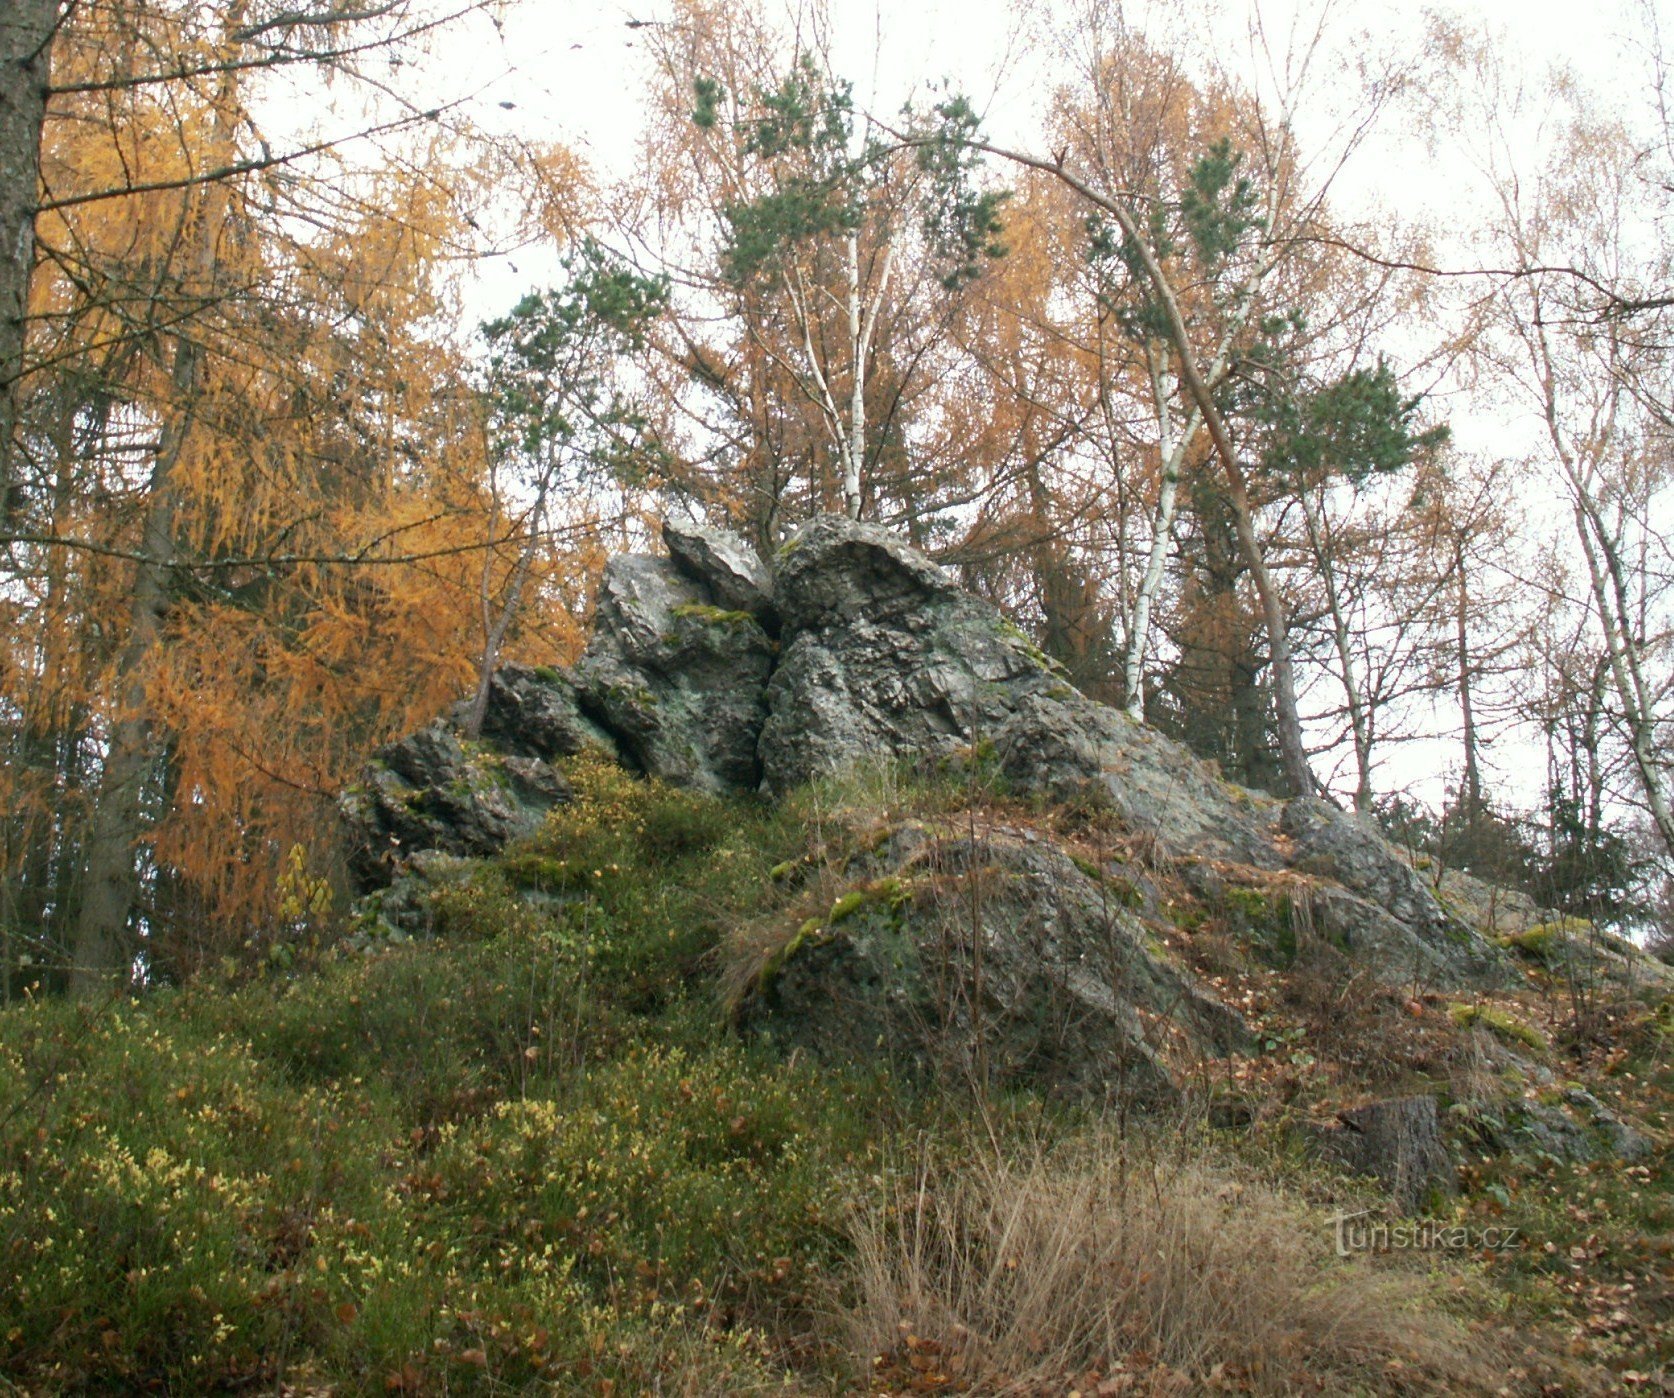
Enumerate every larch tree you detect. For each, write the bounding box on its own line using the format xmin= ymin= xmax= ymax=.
xmin=0 ymin=0 xmax=588 ymax=994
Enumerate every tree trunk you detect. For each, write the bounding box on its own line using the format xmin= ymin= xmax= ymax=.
xmin=1571 ymin=495 xmax=1674 ymax=857
xmin=1299 ymin=487 xmax=1372 ymax=812
xmin=994 ymin=144 xmax=1314 ymax=795
xmin=463 ymin=478 xmax=551 ymax=740
xmin=842 ymin=231 xmax=863 ymax=519
xmin=69 ymin=4 xmax=244 ymax=992
xmin=1454 ymin=538 xmax=1482 ymax=827
xmin=0 ymin=0 xmax=58 ymax=528
xmin=69 ymin=345 xmax=194 ymax=993
xmin=1124 ymin=344 xmax=1191 ymax=720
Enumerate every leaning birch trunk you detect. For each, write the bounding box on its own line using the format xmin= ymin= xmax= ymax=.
xmin=1123 ymin=344 xmax=1191 ymax=720
xmin=1103 ymin=194 xmax=1313 ymax=794
xmin=1534 ymin=316 xmax=1674 ymax=861
xmin=1120 ymin=255 xmax=1270 ymax=723
xmin=1570 ymin=495 xmax=1674 ymax=859
xmin=985 ymin=143 xmax=1319 ymax=790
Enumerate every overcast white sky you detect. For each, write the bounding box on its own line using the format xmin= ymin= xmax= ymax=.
xmin=457 ymin=0 xmax=1663 ymax=187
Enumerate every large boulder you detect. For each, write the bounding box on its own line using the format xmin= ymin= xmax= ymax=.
xmin=575 ymin=552 xmax=775 ymax=794
xmin=758 ymin=517 xmax=1070 ymax=793
xmin=738 ymin=821 xmax=1249 ymax=1103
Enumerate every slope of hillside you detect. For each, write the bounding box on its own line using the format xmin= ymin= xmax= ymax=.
xmin=2 ymin=519 xmax=1670 ymax=1395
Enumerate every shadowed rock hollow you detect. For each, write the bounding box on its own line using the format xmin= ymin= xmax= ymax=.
xmin=342 ymin=515 xmax=1530 ymax=1103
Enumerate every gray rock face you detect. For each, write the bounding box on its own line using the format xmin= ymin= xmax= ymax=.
xmin=741 ymin=823 xmax=1249 ymax=1103
xmin=993 ymin=690 xmax=1282 ymax=867
xmin=339 ymin=661 xmax=616 ymax=892
xmin=575 ymin=553 xmax=774 ymax=794
xmin=339 ymin=720 xmax=573 ymax=891
xmin=662 ymin=517 xmax=775 ymax=620
xmin=758 ymin=517 xmax=1068 ymax=793
xmin=1465 ymin=1086 xmax=1655 ymax=1166
xmin=773 ymin=515 xmax=964 ymax=631
xmin=1282 ymin=798 xmax=1510 ymax=988
xmin=472 ymin=664 xmax=617 ymax=763
xmin=336 ymin=512 xmax=1668 ymax=1158
xmin=1310 ymin=1095 xmax=1455 ymax=1212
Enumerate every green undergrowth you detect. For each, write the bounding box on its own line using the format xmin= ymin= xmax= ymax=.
xmin=2 ymin=756 xmax=1663 ymax=1393
xmin=0 ymin=759 xmax=1026 ymax=1394
xmin=0 ymin=760 xmax=888 ymax=1393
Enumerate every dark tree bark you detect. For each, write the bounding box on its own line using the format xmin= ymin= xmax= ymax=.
xmin=0 ymin=0 xmax=59 ymax=528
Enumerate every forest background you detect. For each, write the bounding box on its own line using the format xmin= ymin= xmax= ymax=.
xmin=3 ymin=0 xmax=1673 ymax=993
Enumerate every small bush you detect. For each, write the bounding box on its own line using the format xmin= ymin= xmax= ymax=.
xmin=638 ymin=785 xmax=727 ymax=862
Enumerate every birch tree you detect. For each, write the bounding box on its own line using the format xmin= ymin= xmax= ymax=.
xmin=1463 ymin=74 xmax=1674 ymax=860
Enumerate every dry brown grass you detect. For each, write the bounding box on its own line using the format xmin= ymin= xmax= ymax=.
xmin=836 ymin=1127 xmax=1506 ymax=1395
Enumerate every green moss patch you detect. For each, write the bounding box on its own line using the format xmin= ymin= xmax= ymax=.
xmin=671 ymin=602 xmax=758 ymax=628
xmin=1448 ymin=1002 xmax=1549 ymax=1050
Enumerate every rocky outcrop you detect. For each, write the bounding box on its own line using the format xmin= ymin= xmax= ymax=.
xmin=339 ymin=667 xmax=609 ymax=890
xmin=1279 ymin=798 xmax=1510 ymax=987
xmin=758 ymin=517 xmax=1070 ymax=794
xmin=340 ymin=513 xmax=1516 ymax=1006
xmin=992 ymin=689 xmax=1281 ymax=866
xmin=331 ymin=512 xmax=1667 ymax=1161
xmin=743 ymin=821 xmax=1250 ymax=1104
